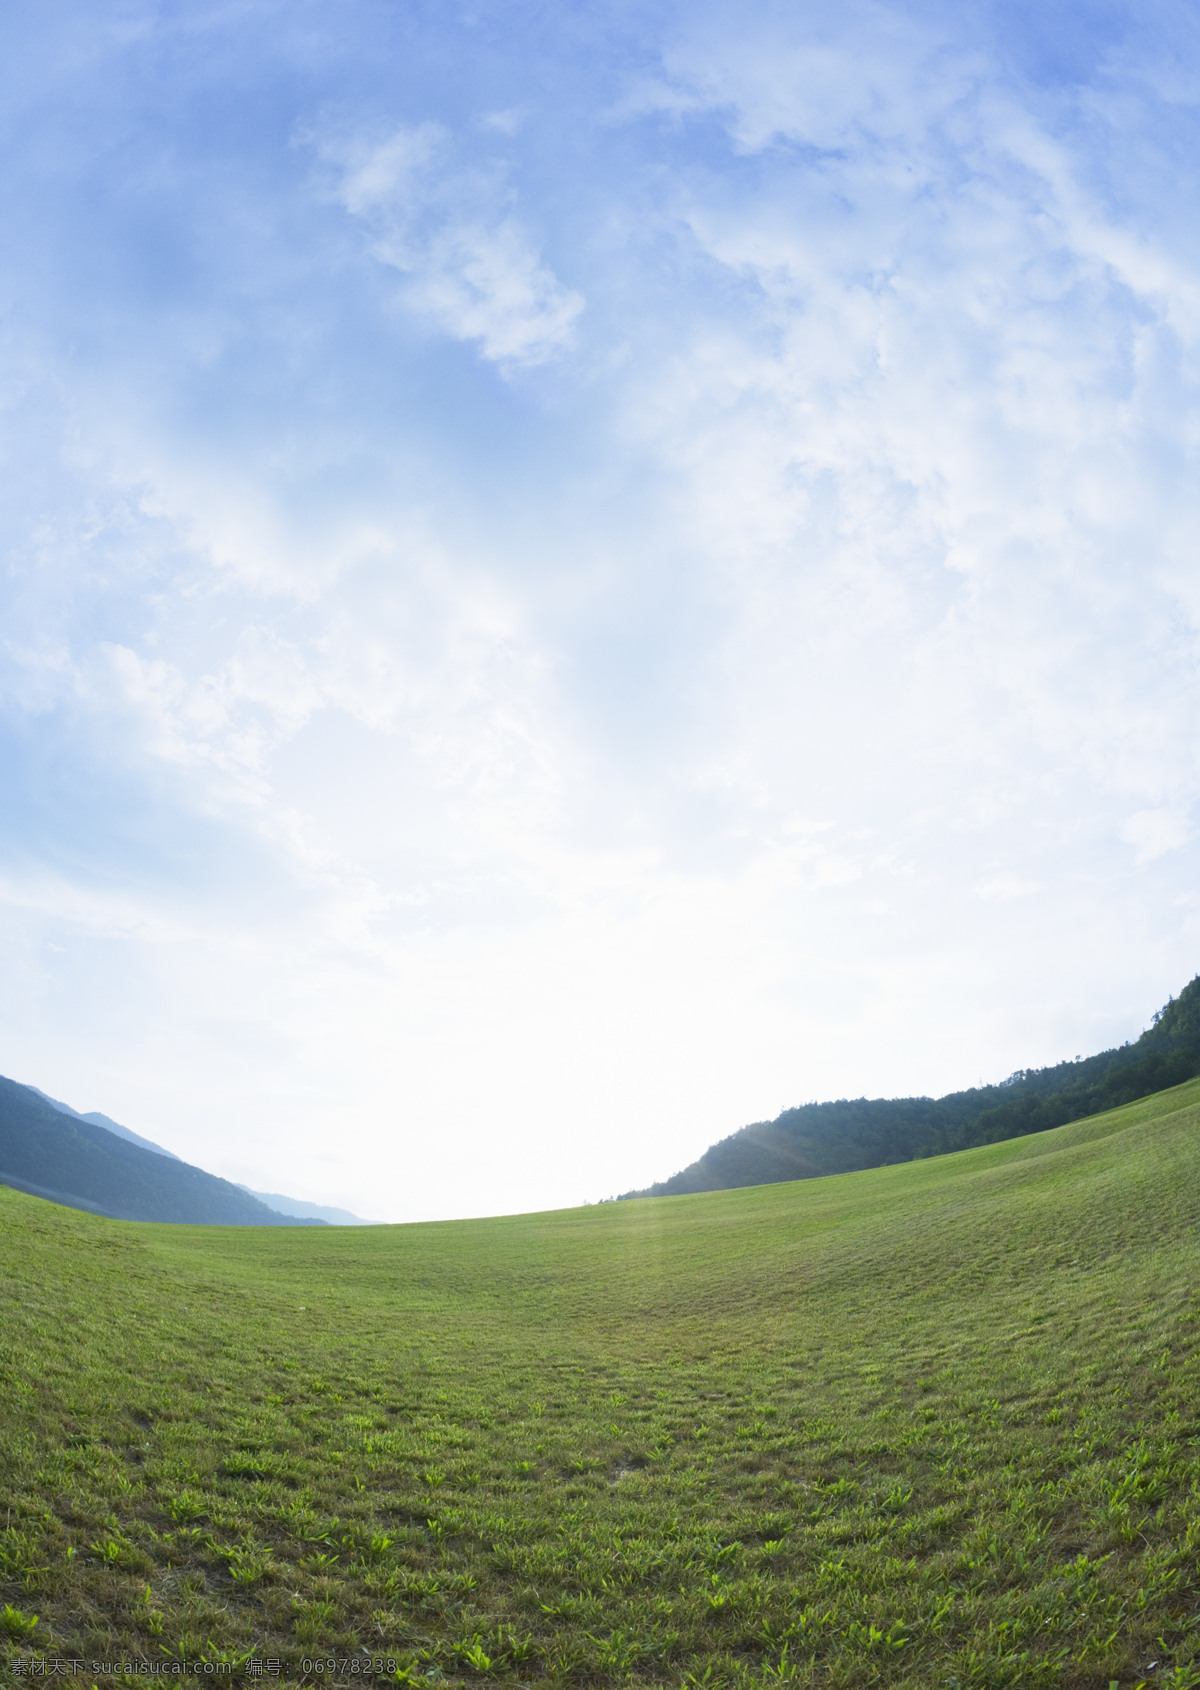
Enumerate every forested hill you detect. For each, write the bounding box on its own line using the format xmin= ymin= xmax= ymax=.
xmin=0 ymin=1076 xmax=324 ymax=1224
xmin=622 ymin=975 xmax=1200 ymax=1198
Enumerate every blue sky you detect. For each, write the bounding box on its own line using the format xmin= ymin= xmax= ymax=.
xmin=2 ymin=0 xmax=1200 ymax=1220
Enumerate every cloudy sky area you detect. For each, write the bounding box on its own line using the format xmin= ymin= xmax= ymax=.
xmin=2 ymin=0 xmax=1199 ymax=1221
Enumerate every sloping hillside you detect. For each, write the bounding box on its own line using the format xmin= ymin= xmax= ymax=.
xmin=625 ymin=974 xmax=1200 ymax=1197
xmin=31 ymin=1085 xmax=181 ymax=1158
xmin=1 ymin=1078 xmax=1199 ymax=1683
xmin=0 ymin=1076 xmax=319 ymax=1224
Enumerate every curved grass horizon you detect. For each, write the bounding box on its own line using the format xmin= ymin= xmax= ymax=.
xmin=3 ymin=1082 xmax=1200 ymax=1686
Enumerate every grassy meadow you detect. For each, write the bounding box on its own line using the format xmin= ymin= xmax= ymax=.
xmin=3 ymin=1082 xmax=1200 ymax=1688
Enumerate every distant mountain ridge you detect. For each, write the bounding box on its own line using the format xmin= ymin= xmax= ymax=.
xmin=623 ymin=976 xmax=1200 ymax=1199
xmin=0 ymin=1076 xmax=325 ymax=1225
xmin=237 ymin=1186 xmax=369 ymax=1225
xmin=30 ymin=1087 xmax=182 ymax=1160
xmin=16 ymin=1085 xmax=367 ymax=1223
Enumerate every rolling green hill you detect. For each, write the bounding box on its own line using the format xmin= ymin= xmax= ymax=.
xmin=624 ymin=975 xmax=1200 ymax=1198
xmin=3 ymin=1080 xmax=1200 ymax=1685
xmin=0 ymin=1076 xmax=320 ymax=1225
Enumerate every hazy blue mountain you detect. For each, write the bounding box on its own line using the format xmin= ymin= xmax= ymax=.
xmin=238 ymin=1186 xmax=369 ymax=1225
xmin=624 ymin=976 xmax=1200 ymax=1199
xmin=28 ymin=1089 xmax=347 ymax=1222
xmin=30 ymin=1087 xmax=181 ymax=1159
xmin=0 ymin=1076 xmax=324 ymax=1225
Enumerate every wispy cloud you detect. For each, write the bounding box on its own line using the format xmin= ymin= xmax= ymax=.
xmin=312 ymin=120 xmax=583 ymax=367
xmin=1120 ymin=808 xmax=1191 ymax=865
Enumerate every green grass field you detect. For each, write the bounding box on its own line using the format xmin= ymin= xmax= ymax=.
xmin=3 ymin=1081 xmax=1200 ymax=1689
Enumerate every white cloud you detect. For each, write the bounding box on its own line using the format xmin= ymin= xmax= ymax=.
xmin=96 ymin=626 xmax=324 ymax=795
xmin=637 ymin=0 xmax=974 ymax=154
xmin=1120 ymin=808 xmax=1190 ymax=864
xmin=313 ymin=122 xmax=583 ymax=367
xmin=603 ymin=6 xmax=1200 ymax=853
xmin=975 ymin=873 xmax=1043 ymax=902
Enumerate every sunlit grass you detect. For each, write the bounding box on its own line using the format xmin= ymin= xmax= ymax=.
xmin=3 ymin=1081 xmax=1200 ymax=1686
